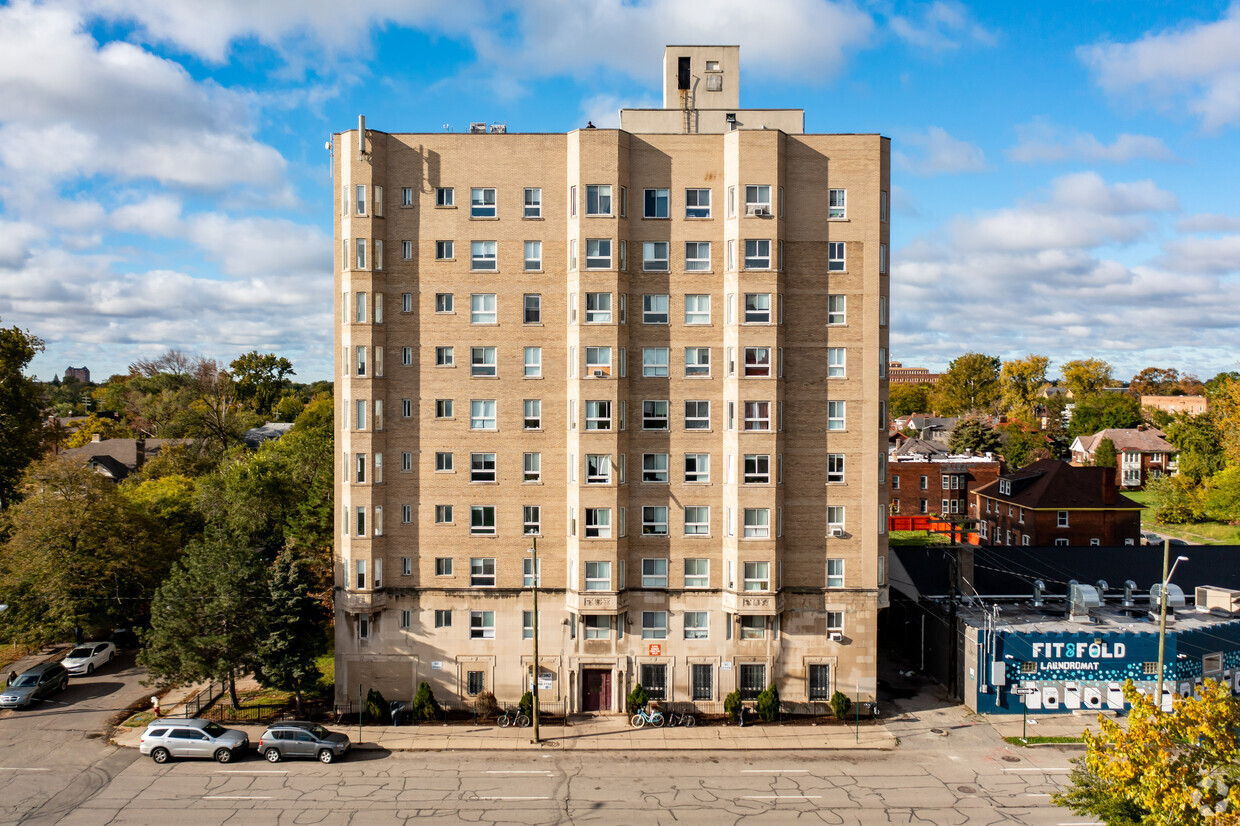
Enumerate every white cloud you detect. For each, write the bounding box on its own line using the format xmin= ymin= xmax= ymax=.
xmin=888 ymin=0 xmax=997 ymax=53
xmin=1046 ymin=171 xmax=1175 ymax=214
xmin=579 ymin=94 xmax=660 ymax=129
xmin=1079 ymin=4 xmax=1240 ymax=130
xmin=1158 ymin=234 xmax=1240 ymax=274
xmin=1007 ymin=120 xmax=1176 ymax=163
xmin=894 ymin=126 xmax=988 ymax=175
xmin=0 ymin=220 xmax=45 ymax=269
xmin=1177 ymin=213 xmax=1240 ymax=233
xmin=112 ymin=195 xmax=184 ymax=237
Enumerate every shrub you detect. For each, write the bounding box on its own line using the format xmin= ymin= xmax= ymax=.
xmin=625 ymin=684 xmax=648 ymax=714
xmin=365 ymin=688 xmax=389 ymax=724
xmin=756 ymin=683 xmax=781 ymax=722
xmin=724 ymin=690 xmax=743 ymax=724
xmin=474 ymin=690 xmax=499 ymax=719
xmin=518 ymin=690 xmax=534 ymax=719
xmin=830 ymin=690 xmax=851 ymax=720
xmin=412 ymin=681 xmax=440 ymax=723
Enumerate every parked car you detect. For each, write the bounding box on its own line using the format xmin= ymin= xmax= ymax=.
xmin=109 ymin=628 xmax=140 ymax=650
xmin=257 ymin=721 xmax=351 ymax=763
xmin=140 ymin=718 xmax=249 ymax=764
xmin=62 ymin=641 xmax=117 ymax=676
xmin=0 ymin=662 xmax=70 ymax=709
xmin=1141 ymin=532 xmax=1162 ymax=546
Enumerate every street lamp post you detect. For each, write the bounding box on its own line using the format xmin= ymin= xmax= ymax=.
xmin=528 ymin=538 xmax=540 ymax=744
xmin=1154 ymin=540 xmax=1189 ymax=709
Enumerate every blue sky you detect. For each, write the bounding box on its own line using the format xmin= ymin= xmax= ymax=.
xmin=2 ymin=0 xmax=1239 ymax=384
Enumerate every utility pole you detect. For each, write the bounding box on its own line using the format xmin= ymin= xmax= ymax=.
xmin=1154 ymin=542 xmax=1189 ymax=710
xmin=529 ymin=537 xmax=540 ymax=744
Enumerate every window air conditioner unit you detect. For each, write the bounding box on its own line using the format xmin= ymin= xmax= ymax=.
xmin=469 ymin=122 xmax=487 ymax=134
xmin=592 ymin=370 xmax=607 ymax=378
xmin=829 ymin=631 xmax=843 ymax=642
xmin=746 ymin=204 xmax=769 ymax=216
xmin=830 ymin=527 xmax=844 ymax=537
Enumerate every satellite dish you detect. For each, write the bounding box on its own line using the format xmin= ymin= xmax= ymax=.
xmin=324 ymin=141 xmax=332 ymax=150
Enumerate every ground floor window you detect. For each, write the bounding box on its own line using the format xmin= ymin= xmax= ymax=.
xmin=691 ymin=663 xmax=713 ymax=701
xmin=467 ymin=670 xmax=485 ymax=696
xmin=808 ymin=664 xmax=831 ymax=700
xmin=641 ymin=664 xmax=667 ymax=701
xmin=739 ymin=663 xmax=765 ymax=700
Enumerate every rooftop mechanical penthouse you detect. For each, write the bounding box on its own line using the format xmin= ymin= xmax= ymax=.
xmin=333 ymin=46 xmax=891 ymax=713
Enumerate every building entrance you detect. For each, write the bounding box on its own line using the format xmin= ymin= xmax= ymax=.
xmin=582 ymin=668 xmax=611 ymax=712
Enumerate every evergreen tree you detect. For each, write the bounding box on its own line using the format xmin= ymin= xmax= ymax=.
xmin=949 ymin=417 xmax=1002 ymax=455
xmin=1094 ymin=437 xmax=1118 ymax=469
xmin=0 ymin=320 xmax=45 ymax=510
xmin=255 ymin=550 xmax=326 ymax=715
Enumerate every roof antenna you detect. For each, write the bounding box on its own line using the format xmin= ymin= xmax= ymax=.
xmin=324 ymin=136 xmax=333 ymax=179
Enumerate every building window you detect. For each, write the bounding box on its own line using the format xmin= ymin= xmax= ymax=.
xmin=744 ymin=347 xmax=771 ymax=377
xmin=642 ymin=611 xmax=668 ymax=640
xmin=470 ymin=241 xmax=497 ymax=271
xmin=683 ymin=294 xmax=710 ymax=324
xmin=642 ymin=506 xmax=669 ymax=536
xmin=684 ymin=559 xmax=709 ymax=589
xmin=469 ymin=399 xmax=496 ymax=429
xmin=524 ymin=188 xmax=541 ymax=218
xmin=585 ymin=292 xmax=612 ymax=323
xmin=642 ymin=558 xmax=669 ymax=588
xmin=685 ymin=347 xmax=710 ymax=377
xmin=585 ymin=454 xmax=611 ymax=484
xmin=642 ymin=348 xmax=670 ymax=377
xmin=585 ymin=561 xmax=611 ymax=591
xmin=828 ymin=507 xmax=845 ymax=534
xmin=643 ymin=188 xmax=669 ymax=218
xmin=744 ymin=293 xmax=771 ymax=323
xmin=517 ymin=346 xmax=538 ymax=378
xmin=642 ymin=241 xmax=669 ymax=272
xmin=436 ymin=187 xmax=454 ymax=207
xmin=435 ymin=451 xmax=453 ymax=472
xmin=642 ymin=452 xmax=669 ymax=482
xmin=743 ymin=561 xmax=771 ymax=591
xmin=684 ymin=505 xmax=710 ymax=535
xmin=640 ymin=663 xmax=667 ymax=701
xmin=828 ymin=241 xmax=845 ymax=271
xmin=433 ymin=293 xmax=453 ymax=314
xmin=522 ymin=293 xmax=542 ymax=324
xmin=583 ymin=615 xmax=610 ymax=639
xmin=739 ymin=617 xmax=766 ymax=642
xmin=522 ymin=399 xmax=541 ymax=430
xmin=470 ymin=187 xmax=496 ymax=218
xmin=584 ymin=508 xmax=611 ymax=538
xmin=828 ymin=188 xmax=846 ymax=219
xmin=642 ymin=294 xmax=669 ymax=324
xmin=684 ymin=242 xmax=711 ymax=271
xmin=519 ymin=240 xmax=542 ymax=271
xmin=827 ymin=453 xmax=845 ymax=484
xmin=1058 ymin=511 xmax=1069 ymax=527
xmin=743 ymin=508 xmax=770 ymax=538
xmin=433 ymin=504 xmax=454 ymax=525
xmin=400 ymin=240 xmax=413 ymax=261
xmin=743 ymin=401 xmax=770 ymax=431
xmin=744 ymin=185 xmax=771 ymax=214
xmin=683 ymin=612 xmax=709 ymax=640
xmin=469 ymin=610 xmax=495 ymax=639
xmin=586 ymin=185 xmax=612 ymax=216
xmin=827 ymin=348 xmax=846 ymax=378
xmin=692 ymin=663 xmax=713 ymax=701
xmin=436 ymin=240 xmax=453 ymax=260
xmin=808 ymin=664 xmax=832 ymax=700
xmin=827 ymin=400 xmax=845 ymax=431
xmin=470 ymin=293 xmax=497 ymax=324
xmin=402 ymin=452 xmax=413 ymax=472
xmin=469 ymin=452 xmax=497 ymax=482
xmin=470 ymin=557 xmax=496 ymax=586
xmin=880 ymin=243 xmax=888 ymax=274
xmin=433 ymin=609 xmax=452 ymax=629
xmin=827 ymin=558 xmax=844 ymax=588
xmin=470 ymin=506 xmax=496 ymax=536
xmin=470 ymin=347 xmax=497 ymax=378
xmin=744 ymin=454 xmax=770 ymax=484
xmin=585 ymin=400 xmax=611 ymax=431
xmin=827 ymin=294 xmax=845 ymax=325
xmin=685 ymin=188 xmax=711 ymax=218
xmin=435 ymin=399 xmax=454 ymax=419
xmin=744 ymin=239 xmax=771 ymax=269
xmin=586 ymin=238 xmax=612 ymax=269
xmin=401 ymin=186 xmax=413 ymax=207
xmin=684 ymin=400 xmax=710 ymax=430
xmin=684 ymin=453 xmax=710 ymax=484
xmin=434 ymin=346 xmax=453 ymax=367
xmin=522 ymin=452 xmax=541 ymax=482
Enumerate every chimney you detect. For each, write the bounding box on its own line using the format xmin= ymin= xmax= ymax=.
xmin=1101 ymin=465 xmax=1117 ymax=505
xmin=136 ymin=437 xmax=146 ymax=469
xmin=91 ymin=433 xmax=101 ymax=443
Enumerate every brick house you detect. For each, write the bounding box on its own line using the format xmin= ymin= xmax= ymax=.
xmin=970 ymin=459 xmax=1142 ymax=547
xmin=889 ymin=447 xmax=1002 ymax=518
xmin=1069 ymin=427 xmax=1176 ymax=489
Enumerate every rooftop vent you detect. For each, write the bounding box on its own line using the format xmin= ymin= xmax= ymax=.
xmin=469 ymin=122 xmax=487 ymax=134
xmin=1069 ymin=583 xmax=1102 ymax=623
xmin=1196 ymin=586 xmax=1240 ymax=616
xmin=489 ymin=123 xmax=507 ymax=133
xmin=1150 ymin=583 xmax=1186 ymax=624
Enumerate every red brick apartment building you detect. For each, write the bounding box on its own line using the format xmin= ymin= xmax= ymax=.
xmin=1070 ymin=427 xmax=1177 ymax=489
xmin=970 ymin=459 xmax=1142 ymax=547
xmin=889 ymin=453 xmax=1002 ymax=518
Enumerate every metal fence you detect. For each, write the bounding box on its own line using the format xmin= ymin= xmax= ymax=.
xmin=180 ymin=681 xmax=225 ymax=718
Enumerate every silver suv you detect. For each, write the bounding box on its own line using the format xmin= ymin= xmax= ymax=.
xmin=140 ymin=718 xmax=249 ymax=764
xmin=257 ymin=722 xmax=350 ymax=763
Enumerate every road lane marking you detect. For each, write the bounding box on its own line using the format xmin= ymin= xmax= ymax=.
xmin=476 ymin=796 xmax=550 ymax=801
xmin=1003 ymin=767 xmax=1070 ymax=772
xmin=1026 ymin=793 xmax=1052 ymax=797
xmin=217 ymin=770 xmax=288 ymax=774
xmin=485 ymin=770 xmax=553 ymax=775
xmin=0 ymin=768 xmax=50 ymax=771
xmin=204 ymin=796 xmax=272 ymax=800
xmin=741 ymin=769 xmax=808 ymax=774
xmin=742 ymin=795 xmax=821 ymax=800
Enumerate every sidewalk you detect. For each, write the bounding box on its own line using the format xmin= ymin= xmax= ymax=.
xmin=114 ymin=712 xmax=896 ymax=752
xmin=1 ymin=644 xmax=71 ymax=680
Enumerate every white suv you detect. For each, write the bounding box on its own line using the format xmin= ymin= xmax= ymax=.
xmin=140 ymin=718 xmax=249 ymax=764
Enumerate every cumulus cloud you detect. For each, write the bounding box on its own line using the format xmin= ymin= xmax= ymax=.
xmin=1177 ymin=213 xmax=1240 ymax=233
xmin=888 ymin=0 xmax=997 ymax=53
xmin=1158 ymin=234 xmax=1240 ymax=274
xmin=894 ymin=126 xmax=988 ymax=175
xmin=1079 ymin=4 xmax=1240 ymax=130
xmin=1007 ymin=119 xmax=1176 ymax=163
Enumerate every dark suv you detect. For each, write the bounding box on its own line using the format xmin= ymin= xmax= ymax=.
xmin=0 ymin=662 xmax=70 ymax=709
xmin=257 ymin=722 xmax=351 ymax=763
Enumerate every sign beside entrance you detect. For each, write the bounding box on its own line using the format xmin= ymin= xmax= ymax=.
xmin=537 ymin=674 xmax=553 ymax=691
xmin=430 ymin=661 xmax=443 ymax=670
xmin=648 ymin=644 xmax=662 ymax=656
xmin=721 ymin=661 xmax=733 ymax=671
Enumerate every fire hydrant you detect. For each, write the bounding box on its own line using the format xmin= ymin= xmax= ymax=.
xmin=151 ymin=696 xmax=161 ymax=717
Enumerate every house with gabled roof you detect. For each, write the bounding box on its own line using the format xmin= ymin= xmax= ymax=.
xmin=1070 ymin=426 xmax=1176 ymax=489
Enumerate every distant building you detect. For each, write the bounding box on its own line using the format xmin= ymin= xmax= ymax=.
xmin=63 ymin=366 xmax=90 ymax=383
xmin=1142 ymin=395 xmax=1207 ymax=416
xmin=892 ymin=414 xmax=959 ymax=446
xmin=888 ymin=361 xmax=940 ymax=385
xmin=889 ymin=450 xmax=1002 ymax=518
xmin=60 ymin=436 xmax=179 ymax=481
xmin=970 ymin=459 xmax=1142 ymax=547
xmin=244 ymin=422 xmax=295 ymax=448
xmin=1070 ymin=427 xmax=1177 ymax=489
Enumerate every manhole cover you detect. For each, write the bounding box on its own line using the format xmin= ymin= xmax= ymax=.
xmin=85 ymin=732 xmax=104 ymax=740
xmin=1001 ymin=755 xmax=1021 ymax=763
xmin=929 ymin=728 xmax=948 ymax=736
xmin=956 ymin=785 xmax=978 ymax=794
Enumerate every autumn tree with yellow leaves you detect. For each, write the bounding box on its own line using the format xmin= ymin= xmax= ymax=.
xmin=1055 ymin=679 xmax=1240 ymax=824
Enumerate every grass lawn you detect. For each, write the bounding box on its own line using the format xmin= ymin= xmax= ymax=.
xmin=889 ymin=530 xmax=952 ymax=547
xmin=1003 ymin=735 xmax=1084 ymax=746
xmin=1124 ymin=488 xmax=1240 ymax=544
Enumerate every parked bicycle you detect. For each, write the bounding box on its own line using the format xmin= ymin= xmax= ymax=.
xmin=630 ymin=705 xmax=665 ymax=728
xmin=498 ymin=709 xmax=530 ymax=728
xmin=665 ymin=710 xmax=696 ymax=727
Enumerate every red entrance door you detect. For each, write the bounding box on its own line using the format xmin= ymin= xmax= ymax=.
xmin=582 ymin=669 xmax=611 ymax=712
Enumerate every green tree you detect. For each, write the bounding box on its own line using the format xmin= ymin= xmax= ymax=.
xmin=0 ymin=457 xmax=175 ymax=644
xmin=934 ymin=353 xmax=1001 ymax=415
xmin=1093 ymin=437 xmax=1117 ymax=469
xmin=1067 ymin=392 xmax=1144 ymax=439
xmin=999 ymin=354 xmax=1051 ymax=422
xmin=1043 ymin=393 xmax=1072 ymax=459
xmin=0 ymin=320 xmax=46 ymax=510
xmin=889 ymin=384 xmax=933 ymax=418
xmin=121 ymin=474 xmax=203 ymax=543
xmin=1000 ymin=422 xmax=1047 ymax=469
xmin=1211 ymin=375 xmax=1240 ymax=467
xmin=949 ymin=417 xmax=1002 ymax=455
xmin=1147 ymin=474 xmax=1206 ymax=524
xmin=1128 ymin=366 xmax=1182 ymax=397
xmin=229 ymin=352 xmax=295 ymax=418
xmin=64 ymin=414 xmax=132 ymax=448
xmin=1162 ymin=412 xmax=1228 ymax=483
xmin=756 ymin=683 xmax=781 ymax=722
xmin=1060 ymin=358 xmax=1114 ymax=400
xmin=255 ymin=550 xmax=327 ymax=715
xmin=140 ymin=533 xmax=267 ymax=708
xmin=1204 ymin=467 xmax=1240 ymax=525
xmin=1054 ymin=680 xmax=1240 ymax=824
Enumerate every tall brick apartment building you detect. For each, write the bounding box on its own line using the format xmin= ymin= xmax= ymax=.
xmin=333 ymin=46 xmax=890 ymax=712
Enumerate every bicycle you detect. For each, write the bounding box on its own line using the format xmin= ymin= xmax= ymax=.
xmin=665 ymin=710 xmax=696 ymax=727
xmin=630 ymin=706 xmax=665 ymax=728
xmin=498 ymin=709 xmax=530 ymax=728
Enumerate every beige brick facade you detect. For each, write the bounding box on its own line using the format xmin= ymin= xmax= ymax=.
xmin=334 ymin=47 xmax=890 ymax=713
